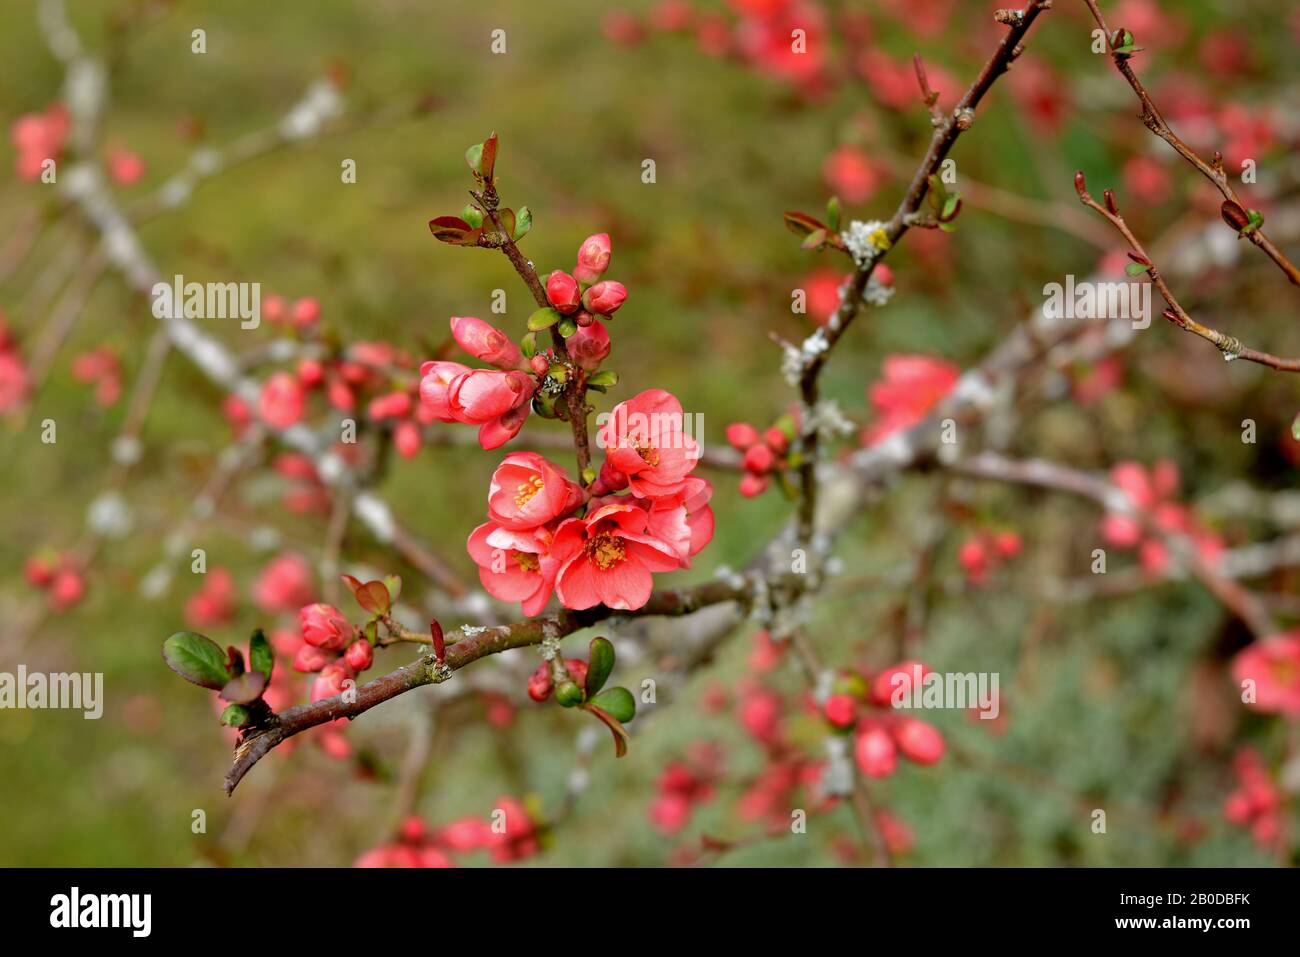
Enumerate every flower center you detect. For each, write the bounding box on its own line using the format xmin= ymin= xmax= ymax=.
xmin=633 ymin=440 xmax=660 ymax=467
xmin=585 ymin=532 xmax=627 ymax=570
xmin=514 ymin=552 xmax=539 ymax=573
xmin=514 ymin=475 xmax=544 ymax=508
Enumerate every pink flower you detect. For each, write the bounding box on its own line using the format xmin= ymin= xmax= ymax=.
xmin=252 ymin=553 xmax=315 ymax=613
xmin=258 ymin=372 xmax=306 ymax=428
xmin=862 ymin=355 xmax=960 ymax=445
xmin=467 ymin=522 xmax=559 ymax=616
xmin=291 ymin=297 xmax=321 ymax=327
xmin=546 ymin=271 xmax=582 ymax=315
xmin=419 ymin=361 xmax=535 ymax=450
xmin=300 ymin=603 xmax=353 ymax=652
xmin=822 ymin=146 xmax=878 ymax=204
xmin=485 ymin=797 xmax=540 ymax=863
xmin=0 ymin=350 xmax=30 ymax=412
xmin=450 ymin=316 xmax=523 ymax=370
xmin=293 ymin=645 xmax=332 ymax=673
xmin=581 ymin=280 xmax=627 ymax=317
xmin=565 ymin=318 xmax=611 ymax=372
xmin=184 ymin=568 xmax=237 ymax=629
xmin=487 ymin=452 xmax=583 ymax=530
xmin=108 ymin=148 xmax=146 ymax=186
xmin=311 ymin=661 xmax=356 ymax=703
xmin=855 ymin=723 xmax=897 ymax=778
xmin=598 ymin=389 xmax=701 ymax=500
xmin=573 ymin=233 xmax=612 ymax=285
xmin=10 ymin=103 xmax=68 ymax=181
xmin=551 ymin=501 xmax=682 ymax=610
xmin=1231 ymin=632 xmax=1300 ymax=717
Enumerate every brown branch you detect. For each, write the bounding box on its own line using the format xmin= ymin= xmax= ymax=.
xmin=1081 ymin=0 xmax=1300 ymax=286
xmin=1074 ymin=174 xmax=1300 ymax=371
xmin=475 ymin=184 xmax=593 ymax=478
xmin=795 ymin=0 xmax=1054 ymax=542
xmin=224 ymin=576 xmax=758 ymax=793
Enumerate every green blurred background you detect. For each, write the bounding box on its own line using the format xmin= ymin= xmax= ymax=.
xmin=1 ymin=0 xmax=1297 ymax=866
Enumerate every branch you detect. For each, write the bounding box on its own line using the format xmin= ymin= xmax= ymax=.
xmin=224 ymin=576 xmax=760 ymax=793
xmin=1074 ymin=173 xmax=1300 ymax=371
xmin=1081 ymin=0 xmax=1300 ymax=286
xmin=794 ymin=0 xmax=1054 ymax=542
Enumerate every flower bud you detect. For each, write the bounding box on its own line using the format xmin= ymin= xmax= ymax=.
xmin=527 ymin=662 xmax=553 ymax=702
xmin=581 ymin=280 xmax=627 ymax=317
xmin=564 ymin=658 xmax=589 ymax=689
xmin=893 ymin=717 xmax=945 ymax=765
xmin=297 ymin=357 xmax=325 ymax=387
xmin=565 ymin=319 xmax=611 ymax=372
xmin=854 ymin=724 xmax=897 ymax=778
xmin=763 ymin=427 xmax=789 ymax=455
xmin=258 ymin=372 xmax=306 ymax=429
xmin=743 ymin=444 xmax=775 ymax=474
xmin=529 ymin=355 xmax=549 ymax=375
xmin=300 ymin=602 xmax=352 ymax=651
xmin=293 ymin=644 xmax=332 ymax=672
xmin=344 ymin=638 xmax=374 ymax=672
xmin=311 ymin=661 xmax=356 ymax=702
xmin=546 ymin=271 xmax=582 ymax=315
xmin=739 ymin=472 xmax=769 ymax=497
xmin=726 ymin=422 xmax=760 ymax=449
xmin=291 ymin=297 xmax=321 ymax=327
xmin=555 ymin=680 xmax=584 ymax=707
xmin=824 ymin=693 xmax=856 ymax=728
xmin=573 ymin=233 xmax=612 ymax=285
xmin=450 ymin=315 xmax=523 ymax=370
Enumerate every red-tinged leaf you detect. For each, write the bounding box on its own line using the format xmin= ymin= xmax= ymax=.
xmin=480 ymin=133 xmax=498 ymax=180
xmin=495 ymin=207 xmax=516 ymax=239
xmin=354 ymin=580 xmax=391 ymax=615
xmin=430 ymin=620 xmax=445 ymax=663
xmin=226 ymin=646 xmax=245 ymax=677
xmin=586 ymin=704 xmax=630 ymax=758
xmin=220 ymin=671 xmax=267 ymax=705
xmin=784 ymin=211 xmax=826 ymax=237
xmin=340 ymin=574 xmax=365 ymax=600
xmin=429 ymin=216 xmax=473 ymax=243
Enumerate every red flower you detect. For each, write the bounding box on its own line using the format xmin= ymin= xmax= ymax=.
xmin=467 ymin=522 xmax=560 ymax=617
xmin=862 ymin=355 xmax=960 ymax=445
xmin=486 ymin=452 xmax=583 ymax=531
xmin=1231 ymin=632 xmax=1300 ymax=717
xmin=598 ymin=389 xmax=701 ymax=500
xmin=252 ymin=553 xmax=315 ymax=614
xmin=551 ymin=501 xmax=682 ymax=611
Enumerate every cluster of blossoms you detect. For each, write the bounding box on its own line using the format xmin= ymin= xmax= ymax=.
xmin=724 ymin=420 xmax=790 ymax=497
xmin=957 ymin=528 xmax=1023 ymax=586
xmin=860 ymin=354 xmax=959 ymax=446
xmin=24 ymin=551 xmax=86 ymax=612
xmin=1221 ymin=748 xmax=1285 ymax=851
xmin=648 ymin=744 xmax=720 ymax=834
xmin=0 ymin=315 xmax=30 ymax=413
xmin=355 ymin=801 xmax=540 ymax=867
xmin=821 ymin=661 xmax=946 ymax=779
xmin=71 ymin=347 xmax=123 ymax=408
xmin=467 ymin=392 xmax=713 ymax=614
xmin=1099 ymin=460 xmax=1224 ymax=575
xmin=544 ymin=233 xmax=627 ymax=325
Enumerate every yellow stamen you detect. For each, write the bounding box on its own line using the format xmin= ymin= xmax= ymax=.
xmin=586 ymin=532 xmax=627 ymax=570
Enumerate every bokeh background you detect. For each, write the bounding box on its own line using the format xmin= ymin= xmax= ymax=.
xmin=2 ymin=0 xmax=1298 ymax=866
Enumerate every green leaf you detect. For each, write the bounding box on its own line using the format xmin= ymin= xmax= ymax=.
xmin=495 ymin=207 xmax=516 ymax=240
xmin=163 ymin=631 xmax=231 ymax=690
xmin=521 ymin=332 xmax=537 ymax=358
xmin=382 ymin=575 xmax=403 ymax=606
xmin=1292 ymin=413 xmax=1300 ymax=442
xmin=1125 ymin=261 xmax=1152 ymax=276
xmin=557 ymin=317 xmax=578 ymax=337
xmin=513 ymin=206 xmax=533 ymax=241
xmin=460 ymin=205 xmax=484 ymax=229
xmin=826 ymin=195 xmax=842 ymax=231
xmin=587 ymin=370 xmax=618 ymax=387
xmin=527 ymin=307 xmax=562 ymax=331
xmin=555 ymin=680 xmax=584 ymax=708
xmin=800 ymin=228 xmax=827 ymax=250
xmin=465 ymin=142 xmax=484 ymax=175
xmin=219 ymin=671 xmax=267 ymax=705
xmin=589 ymin=685 xmax=634 ymax=723
xmin=219 ymin=704 xmax=252 ymax=728
xmin=249 ymin=629 xmax=273 ymax=682
xmin=586 ymin=704 xmax=631 ymax=757
xmin=586 ymin=637 xmax=615 ymax=698
xmin=941 ymin=193 xmax=961 ymax=221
